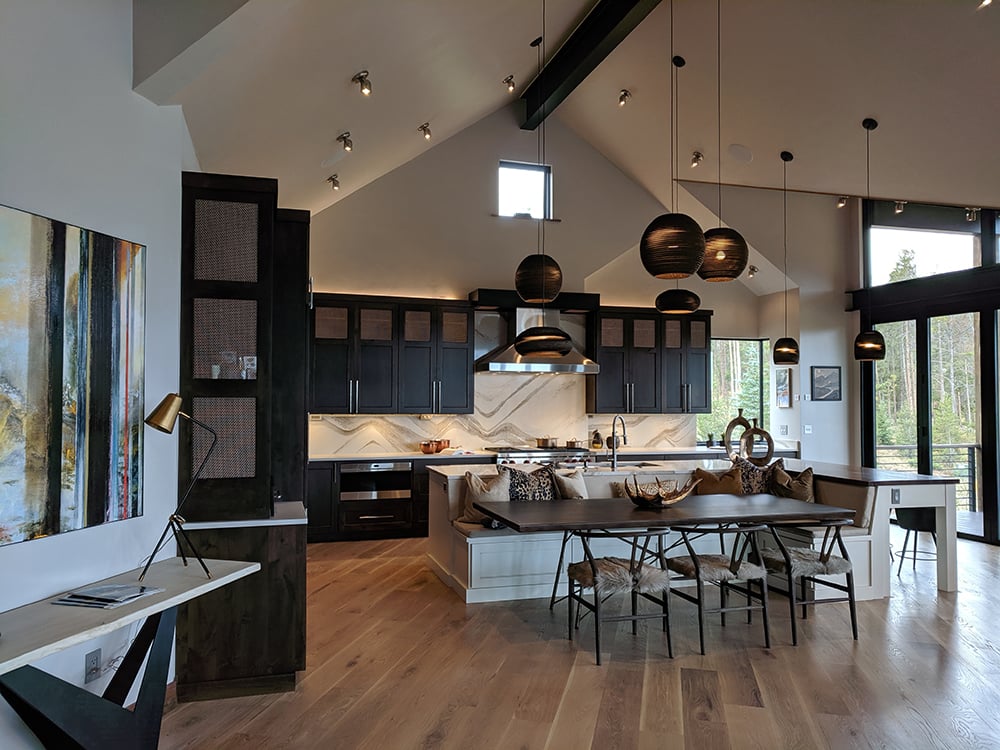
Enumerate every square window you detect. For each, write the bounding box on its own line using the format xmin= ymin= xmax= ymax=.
xmin=498 ymin=160 xmax=551 ymax=219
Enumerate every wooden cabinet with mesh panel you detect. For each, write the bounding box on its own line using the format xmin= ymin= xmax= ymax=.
xmin=662 ymin=313 xmax=712 ymax=414
xmin=398 ymin=303 xmax=473 ymax=414
xmin=586 ymin=309 xmax=662 ymax=414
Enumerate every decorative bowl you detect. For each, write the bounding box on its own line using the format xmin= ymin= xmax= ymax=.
xmin=623 ymin=475 xmax=701 ymax=509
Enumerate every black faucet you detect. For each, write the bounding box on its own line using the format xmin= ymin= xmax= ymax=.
xmin=611 ymin=414 xmax=628 ymax=471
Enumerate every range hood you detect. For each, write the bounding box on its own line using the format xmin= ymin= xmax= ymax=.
xmin=475 ymin=307 xmax=599 ymax=375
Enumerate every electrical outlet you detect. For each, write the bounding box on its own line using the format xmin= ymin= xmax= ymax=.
xmin=779 ymin=425 xmax=788 ymax=436
xmin=85 ymin=648 xmax=101 ymax=684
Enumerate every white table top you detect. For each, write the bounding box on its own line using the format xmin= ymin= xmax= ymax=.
xmin=0 ymin=558 xmax=259 ymax=676
xmin=183 ymin=501 xmax=307 ymax=530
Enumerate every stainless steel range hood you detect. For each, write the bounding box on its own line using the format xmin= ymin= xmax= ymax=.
xmin=475 ymin=307 xmax=599 ymax=374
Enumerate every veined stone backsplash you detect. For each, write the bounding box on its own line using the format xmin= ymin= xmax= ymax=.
xmin=308 ymin=373 xmax=696 ymax=456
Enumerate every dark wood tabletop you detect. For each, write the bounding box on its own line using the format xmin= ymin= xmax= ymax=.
xmin=472 ymin=493 xmax=856 ymax=533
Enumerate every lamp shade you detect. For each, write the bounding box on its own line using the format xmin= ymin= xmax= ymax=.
xmin=513 ymin=326 xmax=573 ymax=357
xmin=514 ymin=253 xmax=563 ymax=304
xmin=698 ymin=227 xmax=749 ymax=281
xmin=145 ymin=393 xmax=183 ymax=433
xmin=639 ymin=213 xmax=706 ymax=279
xmin=654 ymin=288 xmax=701 ymax=314
xmin=772 ymin=337 xmax=800 ymax=365
xmin=854 ymin=330 xmax=886 ymax=361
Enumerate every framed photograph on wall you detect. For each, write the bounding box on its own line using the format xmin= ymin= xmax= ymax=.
xmin=811 ymin=366 xmax=842 ymax=402
xmin=775 ymin=368 xmax=792 ymax=408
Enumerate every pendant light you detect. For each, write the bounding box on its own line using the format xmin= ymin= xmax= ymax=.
xmin=640 ymin=1 xmax=705 ymax=282
xmin=514 ymin=10 xmax=563 ymax=306
xmin=854 ymin=117 xmax=887 ymax=361
xmin=513 ymin=0 xmax=569 ymax=358
xmin=773 ymin=151 xmax=800 ymax=365
xmin=655 ymin=286 xmax=701 ymax=314
xmin=699 ymin=0 xmax=748 ymax=282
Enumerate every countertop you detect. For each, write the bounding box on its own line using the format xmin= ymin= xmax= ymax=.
xmin=183 ymin=501 xmax=308 ymax=530
xmin=308 ymin=446 xmax=730 ymax=462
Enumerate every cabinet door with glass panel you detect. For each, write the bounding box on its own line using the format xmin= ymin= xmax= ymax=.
xmin=662 ymin=313 xmax=712 ymax=414
xmin=398 ymin=303 xmax=473 ymax=414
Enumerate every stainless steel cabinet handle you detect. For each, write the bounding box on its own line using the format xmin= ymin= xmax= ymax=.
xmin=354 ymin=380 xmax=360 ymax=413
xmin=308 ymin=276 xmax=314 ymax=309
xmin=358 ymin=514 xmax=394 ymax=520
xmin=630 ymin=383 xmax=636 ymax=412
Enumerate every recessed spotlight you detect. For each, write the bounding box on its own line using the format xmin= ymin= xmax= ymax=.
xmin=503 ymin=75 xmax=516 ymax=93
xmin=327 ymin=174 xmax=340 ymax=191
xmin=352 ymin=70 xmax=372 ymax=96
xmin=618 ymin=89 xmax=631 ymax=107
xmin=837 ymin=196 xmax=848 ymax=208
xmin=894 ymin=200 xmax=906 ymax=214
xmin=337 ymin=131 xmax=353 ymax=152
xmin=418 ymin=122 xmax=432 ymax=140
xmin=691 ymin=151 xmax=704 ymax=168
xmin=747 ymin=264 xmax=758 ymax=278
xmin=966 ymin=207 xmax=979 ymax=222
xmin=978 ymin=0 xmax=992 ymax=9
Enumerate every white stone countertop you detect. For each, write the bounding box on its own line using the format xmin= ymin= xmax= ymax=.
xmin=309 ymin=449 xmax=494 ymax=462
xmin=428 ymin=459 xmax=737 ymax=479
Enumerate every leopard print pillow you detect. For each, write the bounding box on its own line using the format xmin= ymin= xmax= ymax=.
xmin=731 ymin=456 xmax=784 ymax=495
xmin=498 ymin=464 xmax=557 ymax=502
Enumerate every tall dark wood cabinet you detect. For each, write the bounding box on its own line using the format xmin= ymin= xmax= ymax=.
xmin=662 ymin=313 xmax=712 ymax=414
xmin=398 ymin=303 xmax=473 ymax=414
xmin=586 ymin=309 xmax=661 ymax=414
xmin=177 ymin=172 xmax=308 ymax=701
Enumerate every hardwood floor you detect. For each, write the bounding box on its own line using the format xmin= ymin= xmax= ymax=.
xmin=159 ymin=530 xmax=1000 ymax=749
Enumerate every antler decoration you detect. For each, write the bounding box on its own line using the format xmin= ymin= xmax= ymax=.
xmin=624 ymin=475 xmax=701 ymax=508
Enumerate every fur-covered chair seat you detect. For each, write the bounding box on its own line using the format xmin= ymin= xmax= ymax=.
xmin=666 ymin=554 xmax=767 ymax=582
xmin=758 ymin=547 xmax=852 ymax=577
xmin=567 ymin=556 xmax=671 ymax=594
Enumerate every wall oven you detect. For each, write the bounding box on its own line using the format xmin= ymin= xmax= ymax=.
xmin=338 ymin=461 xmax=413 ymax=535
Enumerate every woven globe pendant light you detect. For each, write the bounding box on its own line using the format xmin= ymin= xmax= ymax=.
xmin=640 ymin=213 xmax=706 ymax=279
xmin=772 ymin=150 xmax=799 ymax=365
xmin=513 ymin=326 xmax=573 ymax=357
xmin=854 ymin=329 xmax=886 ymax=361
xmin=700 ymin=227 xmax=749 ymax=281
xmin=515 ymin=253 xmax=562 ymax=304
xmin=655 ymin=287 xmax=701 ymax=314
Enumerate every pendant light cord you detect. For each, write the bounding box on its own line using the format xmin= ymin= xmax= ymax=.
xmin=670 ymin=0 xmax=676 ymax=211
xmin=783 ymin=158 xmax=788 ymax=337
xmin=717 ymin=0 xmax=722 ymax=228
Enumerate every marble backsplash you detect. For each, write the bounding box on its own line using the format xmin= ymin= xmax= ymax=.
xmin=308 ymin=373 xmax=696 ymax=455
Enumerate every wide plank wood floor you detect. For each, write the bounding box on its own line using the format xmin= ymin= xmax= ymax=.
xmin=159 ymin=529 xmax=1000 ymax=749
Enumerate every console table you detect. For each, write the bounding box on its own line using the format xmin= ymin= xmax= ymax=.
xmin=0 ymin=557 xmax=259 ymax=749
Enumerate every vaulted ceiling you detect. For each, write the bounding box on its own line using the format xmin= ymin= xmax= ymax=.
xmin=135 ymin=0 xmax=1000 ymax=216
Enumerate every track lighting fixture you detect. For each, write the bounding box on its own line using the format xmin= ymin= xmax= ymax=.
xmin=837 ymin=196 xmax=848 ymax=208
xmin=966 ymin=207 xmax=979 ymax=222
xmin=747 ymin=265 xmax=758 ymax=278
xmin=418 ymin=122 xmax=431 ymax=140
xmin=978 ymin=0 xmax=992 ymax=8
xmin=337 ymin=131 xmax=353 ymax=152
xmin=327 ymin=174 xmax=340 ymax=191
xmin=690 ymin=151 xmax=704 ymax=168
xmin=504 ymin=74 xmax=516 ymax=93
xmin=894 ymin=200 xmax=906 ymax=215
xmin=618 ymin=89 xmax=631 ymax=107
xmin=352 ymin=70 xmax=372 ymax=96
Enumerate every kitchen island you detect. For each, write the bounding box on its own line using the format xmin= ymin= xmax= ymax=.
xmin=426 ymin=458 xmax=957 ymax=603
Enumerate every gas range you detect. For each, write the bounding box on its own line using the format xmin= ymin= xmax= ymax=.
xmin=484 ymin=446 xmax=595 ymax=467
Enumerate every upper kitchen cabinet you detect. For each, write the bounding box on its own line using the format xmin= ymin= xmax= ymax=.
xmin=586 ymin=309 xmax=662 ymax=414
xmin=311 ymin=297 xmax=397 ymax=414
xmin=662 ymin=312 xmax=712 ymax=414
xmin=398 ymin=303 xmax=474 ymax=414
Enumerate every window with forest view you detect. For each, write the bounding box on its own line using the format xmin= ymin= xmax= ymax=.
xmin=697 ymin=339 xmax=769 ymax=444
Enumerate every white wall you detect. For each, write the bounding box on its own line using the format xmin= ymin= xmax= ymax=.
xmin=309 ymin=106 xmax=667 ymax=298
xmin=0 ymin=1 xmax=194 ymax=744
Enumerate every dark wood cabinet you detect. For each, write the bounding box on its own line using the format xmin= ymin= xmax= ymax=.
xmin=587 ymin=309 xmax=662 ymax=414
xmin=176 ymin=520 xmax=306 ymax=701
xmin=311 ymin=295 xmax=473 ymax=415
xmin=311 ymin=299 xmax=397 ymax=414
xmin=398 ymin=304 xmax=473 ymax=414
xmin=306 ymin=461 xmax=337 ymax=542
xmin=662 ymin=313 xmax=712 ymax=414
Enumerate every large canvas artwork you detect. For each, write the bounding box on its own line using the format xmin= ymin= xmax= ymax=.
xmin=0 ymin=203 xmax=144 ymax=545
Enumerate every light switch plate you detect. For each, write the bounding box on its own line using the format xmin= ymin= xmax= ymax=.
xmin=803 ymin=424 xmax=813 ymax=435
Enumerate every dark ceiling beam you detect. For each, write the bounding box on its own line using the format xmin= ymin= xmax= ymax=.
xmin=520 ymin=0 xmax=662 ymax=131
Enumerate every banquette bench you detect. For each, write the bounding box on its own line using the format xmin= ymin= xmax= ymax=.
xmin=426 ymin=463 xmax=884 ymax=604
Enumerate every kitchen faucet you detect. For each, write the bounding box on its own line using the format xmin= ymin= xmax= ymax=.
xmin=611 ymin=414 xmax=627 ymax=471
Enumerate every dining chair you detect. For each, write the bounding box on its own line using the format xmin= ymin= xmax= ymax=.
xmin=759 ymin=520 xmax=858 ymax=645
xmin=894 ymin=507 xmax=937 ymax=575
xmin=566 ymin=529 xmax=673 ymax=665
xmin=666 ymin=523 xmax=771 ymax=655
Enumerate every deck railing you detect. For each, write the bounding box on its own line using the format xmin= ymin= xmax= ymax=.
xmin=875 ymin=443 xmax=979 ymax=512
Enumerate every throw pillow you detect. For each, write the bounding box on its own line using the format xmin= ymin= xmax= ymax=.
xmin=457 ymin=470 xmax=510 ymax=524
xmin=731 ymin=456 xmax=784 ymax=495
xmin=693 ymin=466 xmax=743 ymax=495
xmin=498 ymin=464 xmax=557 ymax=502
xmin=771 ymin=466 xmax=815 ymax=502
xmin=553 ymin=469 xmax=588 ymax=499
xmin=610 ymin=481 xmax=627 ymax=498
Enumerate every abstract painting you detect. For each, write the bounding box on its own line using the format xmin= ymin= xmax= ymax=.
xmin=811 ymin=365 xmax=842 ymax=402
xmin=775 ymin=367 xmax=791 ymax=409
xmin=0 ymin=203 xmax=144 ymax=545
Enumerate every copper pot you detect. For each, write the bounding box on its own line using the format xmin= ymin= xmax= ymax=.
xmin=565 ymin=438 xmax=584 ymax=449
xmin=419 ymin=440 xmax=440 ymax=454
xmin=535 ymin=436 xmax=559 ymax=448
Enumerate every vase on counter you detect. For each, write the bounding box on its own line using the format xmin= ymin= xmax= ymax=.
xmin=591 ymin=430 xmax=603 ymax=449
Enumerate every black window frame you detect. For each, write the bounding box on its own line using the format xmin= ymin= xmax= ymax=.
xmin=498 ymin=159 xmax=552 ymax=220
